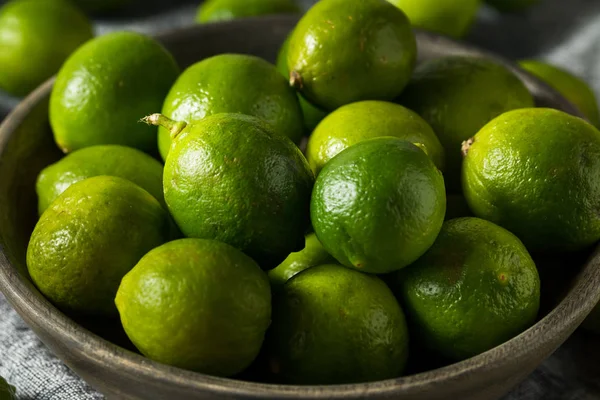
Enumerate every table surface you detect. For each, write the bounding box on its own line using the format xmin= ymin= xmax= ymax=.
xmin=1 ymin=0 xmax=600 ymax=399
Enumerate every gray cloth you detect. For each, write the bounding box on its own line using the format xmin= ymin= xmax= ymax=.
xmin=2 ymin=0 xmax=600 ymax=398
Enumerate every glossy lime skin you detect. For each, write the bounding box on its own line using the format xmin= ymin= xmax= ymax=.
xmin=158 ymin=54 xmax=303 ymax=160
xmin=311 ymin=137 xmax=446 ymax=274
xmin=116 ymin=238 xmax=271 ymax=376
xmin=276 ymin=35 xmax=328 ymax=134
xmin=164 ymin=114 xmax=314 ymax=269
xmin=36 ymin=145 xmax=165 ymax=215
xmin=485 ymin=0 xmax=538 ymax=12
xmin=197 ymin=0 xmax=300 ymax=23
xmin=307 ymin=100 xmax=445 ymax=175
xmin=287 ymin=0 xmax=417 ymax=111
xmin=394 ymin=217 xmax=540 ymax=361
xmin=266 ymin=264 xmax=409 ymax=384
xmin=0 ymin=0 xmax=93 ymax=97
xmin=27 ymin=176 xmax=173 ymax=316
xmin=268 ymin=233 xmax=335 ymax=286
xmin=50 ymin=32 xmax=180 ymax=154
xmin=398 ymin=56 xmax=534 ymax=193
xmin=463 ymin=108 xmax=600 ymax=252
xmin=388 ymin=0 xmax=480 ymax=38
xmin=0 ymin=376 xmax=15 ymax=400
xmin=519 ymin=60 xmax=600 ymax=127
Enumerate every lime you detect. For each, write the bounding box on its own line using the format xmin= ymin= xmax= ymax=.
xmin=311 ymin=137 xmax=446 ymax=274
xmin=197 ymin=0 xmax=300 ymax=23
xmin=463 ymin=108 xmax=600 ymax=252
xmin=116 ymin=238 xmax=271 ymax=376
xmin=392 ymin=217 xmax=540 ymax=361
xmin=266 ymin=264 xmax=409 ymax=384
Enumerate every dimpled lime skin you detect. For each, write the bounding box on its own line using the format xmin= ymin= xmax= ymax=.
xmin=0 ymin=0 xmax=93 ymax=97
xmin=485 ymin=0 xmax=538 ymax=12
xmin=276 ymin=35 xmax=328 ymax=134
xmin=50 ymin=31 xmax=180 ymax=154
xmin=388 ymin=0 xmax=479 ymax=38
xmin=398 ymin=56 xmax=534 ymax=193
xmin=26 ymin=176 xmax=173 ymax=316
xmin=164 ymin=113 xmax=314 ymax=268
xmin=196 ymin=0 xmax=300 ymax=23
xmin=307 ymin=100 xmax=445 ymax=175
xmin=519 ymin=60 xmax=600 ymax=128
xmin=311 ymin=137 xmax=446 ymax=274
xmin=287 ymin=0 xmax=417 ymax=111
xmin=266 ymin=264 xmax=409 ymax=384
xmin=268 ymin=233 xmax=336 ymax=286
xmin=36 ymin=145 xmax=165 ymax=215
xmin=158 ymin=54 xmax=303 ymax=161
xmin=395 ymin=217 xmax=540 ymax=361
xmin=463 ymin=108 xmax=600 ymax=252
xmin=115 ymin=238 xmax=271 ymax=376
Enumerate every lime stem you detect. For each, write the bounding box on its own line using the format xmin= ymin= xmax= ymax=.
xmin=141 ymin=114 xmax=187 ymax=140
xmin=461 ymin=137 xmax=475 ymax=157
xmin=289 ymin=70 xmax=303 ymax=89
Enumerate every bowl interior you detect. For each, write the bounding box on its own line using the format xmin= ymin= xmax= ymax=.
xmin=0 ymin=15 xmax=597 ymax=400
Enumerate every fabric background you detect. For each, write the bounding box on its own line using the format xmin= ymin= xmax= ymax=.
xmin=1 ymin=0 xmax=600 ymax=398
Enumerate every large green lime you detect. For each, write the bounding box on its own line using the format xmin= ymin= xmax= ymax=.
xmin=196 ymin=0 xmax=300 ymax=23
xmin=266 ymin=264 xmax=409 ymax=384
xmin=0 ymin=0 xmax=93 ymax=97
xmin=50 ymin=32 xmax=179 ymax=154
xmin=463 ymin=108 xmax=600 ymax=252
xmin=287 ymin=0 xmax=417 ymax=111
xmin=392 ymin=217 xmax=540 ymax=361
xmin=116 ymin=238 xmax=271 ymax=376
xmin=27 ymin=176 xmax=174 ymax=316
xmin=311 ymin=137 xmax=446 ymax=274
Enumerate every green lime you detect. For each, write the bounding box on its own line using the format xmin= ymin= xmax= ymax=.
xmin=196 ymin=0 xmax=300 ymax=23
xmin=287 ymin=0 xmax=417 ymax=111
xmin=0 ymin=376 xmax=15 ymax=400
xmin=50 ymin=31 xmax=180 ymax=154
xmin=485 ymin=0 xmax=538 ymax=12
xmin=266 ymin=264 xmax=409 ymax=384
xmin=276 ymin=35 xmax=328 ymax=134
xmin=311 ymin=137 xmax=446 ymax=274
xmin=36 ymin=145 xmax=165 ymax=215
xmin=306 ymin=100 xmax=445 ymax=175
xmin=27 ymin=176 xmax=174 ymax=316
xmin=158 ymin=53 xmax=303 ymax=161
xmin=116 ymin=238 xmax=271 ymax=376
xmin=392 ymin=217 xmax=540 ymax=361
xmin=519 ymin=60 xmax=600 ymax=127
xmin=268 ymin=233 xmax=335 ymax=286
xmin=0 ymin=0 xmax=93 ymax=97
xmin=388 ymin=0 xmax=480 ymax=38
xmin=463 ymin=108 xmax=600 ymax=252
xmin=398 ymin=56 xmax=534 ymax=193
xmin=148 ymin=113 xmax=313 ymax=268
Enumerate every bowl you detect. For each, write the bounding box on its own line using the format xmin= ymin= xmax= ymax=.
xmin=0 ymin=15 xmax=599 ymax=400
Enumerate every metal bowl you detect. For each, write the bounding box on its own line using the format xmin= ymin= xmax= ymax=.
xmin=0 ymin=16 xmax=597 ymax=400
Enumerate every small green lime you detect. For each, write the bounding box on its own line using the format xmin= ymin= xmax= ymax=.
xmin=116 ymin=238 xmax=271 ymax=376
xmin=276 ymin=35 xmax=328 ymax=134
xmin=196 ymin=0 xmax=300 ymax=23
xmin=306 ymin=100 xmax=445 ymax=175
xmin=152 ymin=113 xmax=313 ymax=268
xmin=0 ymin=376 xmax=15 ymax=400
xmin=287 ymin=0 xmax=417 ymax=111
xmin=485 ymin=0 xmax=538 ymax=12
xmin=158 ymin=54 xmax=303 ymax=160
xmin=311 ymin=137 xmax=446 ymax=274
xmin=0 ymin=0 xmax=93 ymax=97
xmin=398 ymin=56 xmax=534 ymax=193
xmin=266 ymin=264 xmax=409 ymax=384
xmin=392 ymin=217 xmax=540 ymax=361
xmin=387 ymin=0 xmax=480 ymax=38
xmin=519 ymin=60 xmax=600 ymax=127
xmin=27 ymin=176 xmax=174 ymax=316
xmin=268 ymin=233 xmax=335 ymax=286
xmin=36 ymin=145 xmax=165 ymax=215
xmin=463 ymin=108 xmax=600 ymax=252
xmin=50 ymin=31 xmax=180 ymax=154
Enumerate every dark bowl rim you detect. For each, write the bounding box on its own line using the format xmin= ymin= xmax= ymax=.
xmin=0 ymin=19 xmax=598 ymax=399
